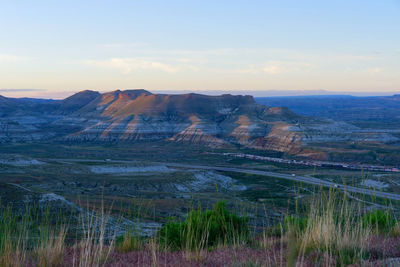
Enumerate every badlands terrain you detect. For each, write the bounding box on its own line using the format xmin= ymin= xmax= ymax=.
xmin=2 ymin=91 xmax=400 ymax=266
xmin=1 ymin=90 xmax=399 ymax=164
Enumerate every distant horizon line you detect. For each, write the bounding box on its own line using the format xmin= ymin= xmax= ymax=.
xmin=0 ymin=88 xmax=399 ymax=99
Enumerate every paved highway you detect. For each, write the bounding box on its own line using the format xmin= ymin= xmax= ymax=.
xmin=162 ymin=162 xmax=400 ymax=202
xmin=50 ymin=158 xmax=400 ymax=202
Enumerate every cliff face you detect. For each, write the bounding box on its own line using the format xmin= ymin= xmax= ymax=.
xmin=60 ymin=90 xmax=302 ymax=152
xmin=0 ymin=90 xmax=397 ymax=155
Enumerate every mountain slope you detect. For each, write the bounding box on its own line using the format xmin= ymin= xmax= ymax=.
xmin=56 ymin=90 xmax=100 ymax=115
xmin=256 ymin=95 xmax=400 ymax=127
xmin=0 ymin=90 xmax=398 ymax=160
xmin=59 ymin=90 xmax=306 ymax=152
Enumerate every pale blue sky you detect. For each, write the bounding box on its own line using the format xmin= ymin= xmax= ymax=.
xmin=0 ymin=0 xmax=399 ymax=98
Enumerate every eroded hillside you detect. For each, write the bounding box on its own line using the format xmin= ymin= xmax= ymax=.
xmin=0 ymin=90 xmax=398 ymax=161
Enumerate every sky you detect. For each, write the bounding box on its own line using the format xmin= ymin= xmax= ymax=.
xmin=0 ymin=0 xmax=399 ymax=98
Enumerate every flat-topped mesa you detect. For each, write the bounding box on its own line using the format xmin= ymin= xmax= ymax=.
xmin=73 ymin=90 xmax=257 ymax=118
xmin=121 ymin=89 xmax=152 ymax=95
xmin=59 ymin=90 xmax=305 ymax=151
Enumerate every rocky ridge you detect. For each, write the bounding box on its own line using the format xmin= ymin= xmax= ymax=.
xmin=0 ymin=89 xmax=397 ymax=156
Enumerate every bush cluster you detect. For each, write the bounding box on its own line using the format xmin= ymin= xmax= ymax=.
xmin=157 ymin=201 xmax=249 ymax=250
xmin=361 ymin=209 xmax=396 ymax=234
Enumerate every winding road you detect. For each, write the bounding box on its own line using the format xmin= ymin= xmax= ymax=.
xmin=162 ymin=163 xmax=400 ymax=202
xmin=50 ymin=158 xmax=400 ymax=202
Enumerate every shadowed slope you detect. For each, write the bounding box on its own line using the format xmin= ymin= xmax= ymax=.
xmin=56 ymin=90 xmax=100 ymax=115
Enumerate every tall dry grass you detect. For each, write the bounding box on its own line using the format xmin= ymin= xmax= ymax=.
xmin=71 ymin=198 xmax=115 ymax=267
xmin=0 ymin=206 xmax=29 ymax=267
xmin=280 ymin=188 xmax=374 ymax=265
xmin=0 ymin=183 xmax=398 ymax=266
xmin=34 ymin=228 xmax=66 ymax=267
xmin=0 ymin=199 xmax=115 ymax=267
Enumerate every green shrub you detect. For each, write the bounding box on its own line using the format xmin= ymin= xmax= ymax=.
xmin=115 ymin=233 xmax=142 ymax=253
xmin=283 ymin=215 xmax=308 ymax=233
xmin=336 ymin=246 xmax=369 ymax=266
xmin=157 ymin=201 xmax=249 ymax=250
xmin=361 ymin=209 xmax=395 ymax=234
xmin=267 ymin=215 xmax=308 ymax=237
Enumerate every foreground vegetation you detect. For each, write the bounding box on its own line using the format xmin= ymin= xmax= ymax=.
xmin=1 ymin=188 xmax=400 ymax=266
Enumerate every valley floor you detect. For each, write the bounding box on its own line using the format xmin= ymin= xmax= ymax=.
xmin=2 ymin=144 xmax=400 ymax=266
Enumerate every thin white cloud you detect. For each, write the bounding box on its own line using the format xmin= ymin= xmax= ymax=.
xmin=83 ymin=47 xmax=392 ymax=79
xmin=0 ymin=89 xmax=44 ymax=92
xmin=234 ymin=65 xmax=259 ymax=74
xmin=84 ymin=58 xmax=180 ymax=73
xmin=335 ymin=54 xmax=378 ymax=61
xmin=102 ymin=42 xmax=149 ymax=49
xmin=160 ymin=48 xmax=237 ymax=57
xmin=0 ymin=54 xmax=32 ymax=62
xmin=263 ymin=65 xmax=281 ymax=74
xmin=231 ymin=60 xmax=315 ymax=75
xmin=263 ymin=61 xmax=314 ymax=75
xmin=365 ymin=67 xmax=383 ymax=74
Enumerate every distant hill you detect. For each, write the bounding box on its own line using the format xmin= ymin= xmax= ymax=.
xmin=0 ymin=90 xmax=398 ymax=162
xmin=256 ymin=95 xmax=400 ymax=127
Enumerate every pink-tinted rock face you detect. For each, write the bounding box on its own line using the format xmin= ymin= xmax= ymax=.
xmin=58 ymin=90 xmax=304 ymax=152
